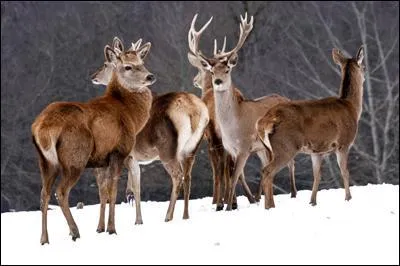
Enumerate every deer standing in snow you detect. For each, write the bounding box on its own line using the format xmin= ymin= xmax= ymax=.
xmin=32 ymin=43 xmax=155 ymax=244
xmin=91 ymin=37 xmax=209 ymax=223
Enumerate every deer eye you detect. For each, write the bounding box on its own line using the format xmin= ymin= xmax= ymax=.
xmin=225 ymin=69 xmax=229 ymax=73
xmin=125 ymin=66 xmax=132 ymax=71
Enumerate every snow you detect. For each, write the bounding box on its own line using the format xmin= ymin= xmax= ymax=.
xmin=1 ymin=184 xmax=399 ymax=265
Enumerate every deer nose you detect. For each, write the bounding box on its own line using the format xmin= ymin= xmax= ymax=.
xmin=214 ymin=79 xmax=223 ymax=85
xmin=146 ymin=74 xmax=155 ymax=82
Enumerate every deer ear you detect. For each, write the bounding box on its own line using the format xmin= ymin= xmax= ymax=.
xmin=113 ymin=37 xmax=124 ymax=53
xmin=356 ymin=45 xmax=364 ymax=66
xmin=137 ymin=42 xmax=151 ymax=60
xmin=228 ymin=53 xmax=238 ymax=68
xmin=187 ymin=53 xmax=199 ymax=67
xmin=332 ymin=48 xmax=346 ymax=65
xmin=104 ymin=45 xmax=117 ymax=64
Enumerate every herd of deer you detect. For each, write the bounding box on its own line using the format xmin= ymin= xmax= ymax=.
xmin=31 ymin=13 xmax=366 ymax=245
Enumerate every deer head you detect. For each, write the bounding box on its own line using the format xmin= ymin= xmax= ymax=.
xmin=332 ymin=45 xmax=366 ymax=83
xmin=91 ymin=37 xmax=156 ymax=89
xmin=187 ymin=13 xmax=254 ymax=91
xmin=187 ymin=14 xmax=213 ymax=90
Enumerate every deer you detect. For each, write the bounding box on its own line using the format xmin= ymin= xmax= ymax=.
xmin=187 ymin=13 xmax=297 ymax=211
xmin=91 ymin=37 xmax=209 ymax=223
xmin=187 ymin=15 xmax=262 ymax=211
xmin=31 ymin=41 xmax=155 ymax=245
xmin=258 ymin=46 xmax=366 ymax=209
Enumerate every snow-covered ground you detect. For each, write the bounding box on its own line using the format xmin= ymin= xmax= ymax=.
xmin=1 ymin=184 xmax=399 ymax=265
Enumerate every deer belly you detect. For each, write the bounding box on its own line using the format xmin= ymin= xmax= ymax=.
xmin=138 ymin=156 xmax=159 ymax=165
xmin=301 ymin=140 xmax=339 ymax=154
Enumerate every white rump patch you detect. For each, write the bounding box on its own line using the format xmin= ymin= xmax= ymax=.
xmin=179 ymin=104 xmax=209 ymax=160
xmin=263 ymin=130 xmax=273 ymax=155
xmin=40 ymin=138 xmax=58 ymax=166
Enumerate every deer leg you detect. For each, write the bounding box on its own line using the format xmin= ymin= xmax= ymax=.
xmin=106 ymin=153 xmax=124 ymax=235
xmin=336 ymin=148 xmax=352 ymax=201
xmin=226 ymin=153 xmax=250 ymax=211
xmin=310 ymin=154 xmax=323 ymax=206
xmin=239 ymin=172 xmax=256 ymax=204
xmin=255 ymin=150 xmax=269 ymax=202
xmin=223 ymin=153 xmax=232 ymax=208
xmin=125 ymin=155 xmax=143 ymax=225
xmin=39 ymin=159 xmax=58 ymax=245
xmin=164 ymin=159 xmax=183 ymax=222
xmin=56 ymin=167 xmax=83 ymax=241
xmin=261 ymin=148 xmax=295 ymax=209
xmin=94 ymin=167 xmax=109 ymax=233
xmin=288 ymin=159 xmax=297 ymax=198
xmin=208 ymin=142 xmax=223 ymax=208
xmin=182 ymin=155 xmax=195 ymax=220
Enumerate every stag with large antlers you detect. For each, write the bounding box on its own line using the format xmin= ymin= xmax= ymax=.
xmin=259 ymin=46 xmax=366 ymax=209
xmin=32 ymin=42 xmax=155 ymax=244
xmin=187 ymin=13 xmax=297 ymax=211
xmin=91 ymin=37 xmax=209 ymax=223
xmin=187 ymin=14 xmax=267 ymax=210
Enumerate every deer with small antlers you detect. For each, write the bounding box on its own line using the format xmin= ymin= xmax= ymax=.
xmin=91 ymin=37 xmax=209 ymax=223
xmin=32 ymin=42 xmax=155 ymax=244
xmin=259 ymin=46 xmax=366 ymax=209
xmin=187 ymin=13 xmax=297 ymax=211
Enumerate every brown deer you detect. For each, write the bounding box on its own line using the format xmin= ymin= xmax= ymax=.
xmin=259 ymin=46 xmax=365 ymax=209
xmin=31 ymin=42 xmax=155 ymax=244
xmin=91 ymin=37 xmax=209 ymax=223
xmin=187 ymin=15 xmax=261 ymax=211
xmin=187 ymin=13 xmax=297 ymax=211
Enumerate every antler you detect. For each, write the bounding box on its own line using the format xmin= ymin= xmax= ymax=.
xmin=214 ymin=12 xmax=254 ymax=59
xmin=188 ymin=14 xmax=213 ymax=56
xmin=213 ymin=36 xmax=226 ymax=56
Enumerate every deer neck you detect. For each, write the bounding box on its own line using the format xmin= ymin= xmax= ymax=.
xmin=213 ymin=76 xmax=240 ymax=129
xmin=339 ymin=64 xmax=364 ymax=120
xmin=106 ymin=75 xmax=153 ymax=131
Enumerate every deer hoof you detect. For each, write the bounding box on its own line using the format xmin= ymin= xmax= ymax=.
xmin=232 ymin=202 xmax=238 ymax=210
xmin=309 ymin=201 xmax=317 ymax=206
xmin=107 ymin=229 xmax=117 ymax=235
xmin=40 ymin=235 xmax=49 ymax=245
xmin=96 ymin=228 xmax=105 ymax=233
xmin=216 ymin=204 xmax=224 ymax=211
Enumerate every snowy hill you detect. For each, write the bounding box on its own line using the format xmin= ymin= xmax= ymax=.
xmin=1 ymin=184 xmax=398 ymax=265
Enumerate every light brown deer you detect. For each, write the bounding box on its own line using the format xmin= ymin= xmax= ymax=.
xmin=91 ymin=37 xmax=209 ymax=223
xmin=187 ymin=15 xmax=260 ymax=211
xmin=31 ymin=43 xmax=155 ymax=245
xmin=259 ymin=46 xmax=365 ymax=209
xmin=187 ymin=13 xmax=296 ymax=211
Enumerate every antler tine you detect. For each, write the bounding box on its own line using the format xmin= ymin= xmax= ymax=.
xmin=215 ymin=13 xmax=254 ymax=59
xmin=188 ymin=14 xmax=213 ymax=56
xmin=213 ymin=36 xmax=227 ymax=56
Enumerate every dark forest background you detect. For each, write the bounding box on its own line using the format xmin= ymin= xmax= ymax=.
xmin=1 ymin=1 xmax=399 ymax=212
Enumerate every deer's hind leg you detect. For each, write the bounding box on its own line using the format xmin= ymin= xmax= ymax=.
xmin=38 ymin=155 xmax=59 ymax=245
xmin=56 ymin=127 xmax=92 ymax=241
xmin=163 ymin=159 xmax=184 ymax=222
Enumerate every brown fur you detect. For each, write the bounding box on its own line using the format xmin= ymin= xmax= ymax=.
xmin=91 ymin=39 xmax=208 ymax=224
xmin=258 ymin=46 xmax=365 ymax=209
xmin=32 ymin=46 xmax=154 ymax=244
